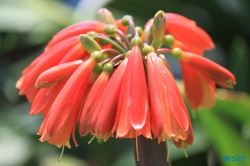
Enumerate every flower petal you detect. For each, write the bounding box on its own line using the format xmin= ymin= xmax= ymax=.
xmin=35 ymin=60 xmax=83 ymax=88
xmin=17 ymin=36 xmax=79 ymax=101
xmin=93 ymin=59 xmax=128 ymax=139
xmin=147 ymin=53 xmax=173 ymax=138
xmin=39 ymin=57 xmax=96 ymax=147
xmin=181 ymin=51 xmax=236 ymax=88
xmin=181 ymin=62 xmax=216 ymax=109
xmin=116 ymin=46 xmax=150 ymax=138
xmin=166 ymin=13 xmax=214 ymax=51
xmin=46 ymin=21 xmax=106 ymax=49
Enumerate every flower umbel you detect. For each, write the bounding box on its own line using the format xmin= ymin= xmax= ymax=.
xmin=16 ymin=8 xmax=236 ymax=159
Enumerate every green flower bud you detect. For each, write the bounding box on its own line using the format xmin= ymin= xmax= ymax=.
xmin=80 ymin=34 xmax=102 ymax=54
xmin=163 ymin=35 xmax=175 ymax=47
xmin=97 ymin=8 xmax=116 ymax=25
xmin=152 ymin=10 xmax=166 ymax=49
xmin=142 ymin=45 xmax=155 ymax=55
xmin=93 ymin=63 xmax=103 ymax=75
xmin=91 ymin=51 xmax=103 ymax=62
xmin=171 ymin=48 xmax=182 ymax=59
xmin=103 ymin=63 xmax=114 ymax=74
xmin=131 ymin=37 xmax=142 ymax=46
xmin=135 ymin=27 xmax=143 ymax=36
xmin=122 ymin=15 xmax=133 ymax=26
xmin=104 ymin=24 xmax=117 ymax=35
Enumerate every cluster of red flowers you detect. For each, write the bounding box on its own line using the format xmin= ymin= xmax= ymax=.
xmin=16 ymin=9 xmax=235 ymax=150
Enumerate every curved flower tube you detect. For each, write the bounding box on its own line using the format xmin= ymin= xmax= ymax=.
xmin=115 ymin=45 xmax=151 ymax=139
xmin=147 ymin=52 xmax=190 ymax=142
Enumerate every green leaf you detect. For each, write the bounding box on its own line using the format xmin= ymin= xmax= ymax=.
xmin=197 ymin=109 xmax=250 ymax=166
xmin=215 ymin=99 xmax=250 ymax=124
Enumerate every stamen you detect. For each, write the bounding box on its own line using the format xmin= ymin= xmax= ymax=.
xmin=88 ymin=136 xmax=96 ymax=144
xmin=58 ymin=145 xmax=65 ymax=162
xmin=182 ymin=148 xmax=188 ymax=158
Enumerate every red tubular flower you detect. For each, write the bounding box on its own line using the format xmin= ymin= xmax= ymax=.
xmin=46 ymin=21 xmax=107 ymax=49
xmin=115 ymin=44 xmax=151 ymax=139
xmin=156 ymin=53 xmax=194 ymax=148
xmin=16 ymin=36 xmax=81 ymax=102
xmin=78 ymin=63 xmax=113 ymax=138
xmin=35 ymin=60 xmax=83 ymax=88
xmin=181 ymin=63 xmax=216 ymax=109
xmin=30 ymin=82 xmax=66 ymax=117
xmin=179 ymin=51 xmax=236 ymax=88
xmin=80 ymin=58 xmax=128 ymax=140
xmin=165 ymin=13 xmax=214 ymax=52
xmin=147 ymin=52 xmax=191 ymax=143
xmin=38 ymin=52 xmax=102 ymax=148
xmin=30 ymin=60 xmax=83 ymax=116
xmin=162 ymin=13 xmax=219 ymax=109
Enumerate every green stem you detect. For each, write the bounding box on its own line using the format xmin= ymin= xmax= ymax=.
xmin=93 ymin=35 xmax=127 ymax=54
xmin=132 ymin=136 xmax=172 ymax=166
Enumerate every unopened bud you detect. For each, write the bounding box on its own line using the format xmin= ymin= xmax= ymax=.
xmin=152 ymin=10 xmax=166 ymax=49
xmin=142 ymin=45 xmax=155 ymax=55
xmin=97 ymin=8 xmax=116 ymax=25
xmin=163 ymin=35 xmax=175 ymax=47
xmin=131 ymin=37 xmax=142 ymax=46
xmin=103 ymin=63 xmax=114 ymax=74
xmin=122 ymin=15 xmax=133 ymax=26
xmin=93 ymin=63 xmax=103 ymax=75
xmin=80 ymin=34 xmax=102 ymax=54
xmin=104 ymin=24 xmax=117 ymax=35
xmin=135 ymin=27 xmax=143 ymax=36
xmin=90 ymin=51 xmax=103 ymax=62
xmin=171 ymin=48 xmax=182 ymax=59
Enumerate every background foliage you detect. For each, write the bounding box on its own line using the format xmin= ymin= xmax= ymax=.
xmin=0 ymin=0 xmax=250 ymax=166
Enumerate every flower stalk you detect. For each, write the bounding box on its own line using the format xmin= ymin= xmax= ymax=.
xmin=132 ymin=136 xmax=171 ymax=166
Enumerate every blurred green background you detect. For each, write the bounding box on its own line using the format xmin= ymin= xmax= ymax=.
xmin=0 ymin=0 xmax=250 ymax=166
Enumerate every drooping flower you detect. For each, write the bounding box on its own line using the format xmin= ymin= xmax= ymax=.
xmin=147 ymin=51 xmax=190 ymax=142
xmin=30 ymin=60 xmax=83 ymax=116
xmin=173 ymin=49 xmax=236 ymax=88
xmin=16 ymin=37 xmax=82 ymax=102
xmin=38 ymin=52 xmax=103 ymax=148
xmin=165 ymin=13 xmax=214 ymax=52
xmin=82 ymin=56 xmax=129 ymax=140
xmin=115 ymin=40 xmax=151 ymax=139
xmin=78 ymin=63 xmax=114 ymax=138
xmin=161 ymin=13 xmax=232 ymax=110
